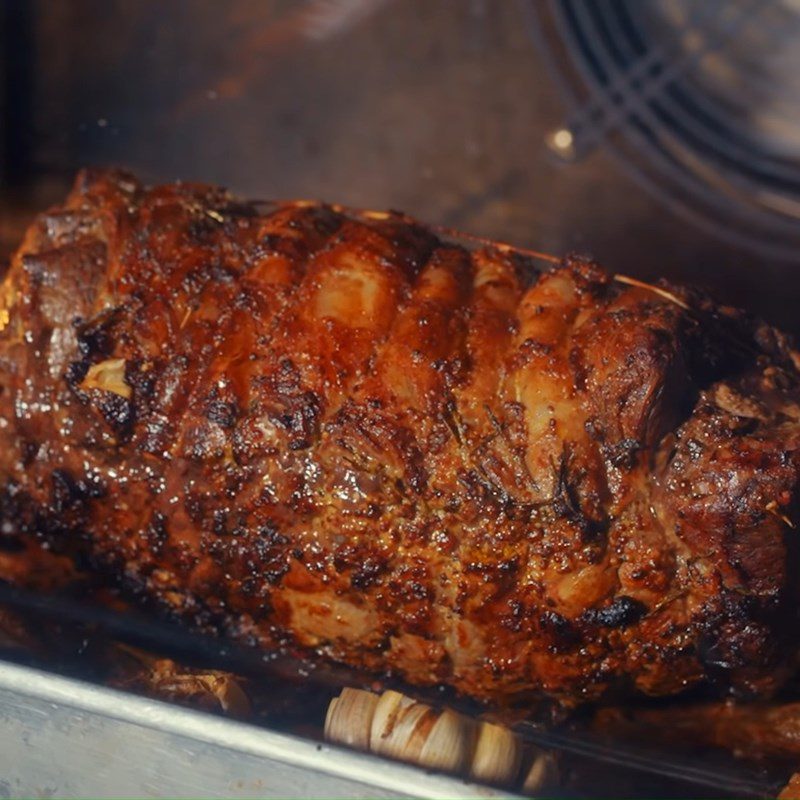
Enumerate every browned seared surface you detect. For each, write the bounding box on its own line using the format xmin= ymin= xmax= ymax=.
xmin=779 ymin=772 xmax=800 ymax=799
xmin=1 ymin=169 xmax=800 ymax=707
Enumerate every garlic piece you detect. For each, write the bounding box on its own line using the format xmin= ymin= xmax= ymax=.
xmin=523 ymin=749 xmax=559 ymax=794
xmin=325 ymin=687 xmax=550 ymax=791
xmin=418 ymin=708 xmax=476 ymax=774
xmin=470 ymin=720 xmax=522 ymax=787
xmin=80 ymin=358 xmax=131 ymax=399
xmin=325 ymin=687 xmax=379 ymax=750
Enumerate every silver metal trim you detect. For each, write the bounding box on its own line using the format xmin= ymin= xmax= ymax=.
xmin=0 ymin=660 xmax=522 ymax=798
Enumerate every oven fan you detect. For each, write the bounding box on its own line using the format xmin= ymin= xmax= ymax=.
xmin=523 ymin=0 xmax=800 ymax=262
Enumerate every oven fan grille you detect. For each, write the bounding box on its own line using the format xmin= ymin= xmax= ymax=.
xmin=523 ymin=0 xmax=800 ymax=261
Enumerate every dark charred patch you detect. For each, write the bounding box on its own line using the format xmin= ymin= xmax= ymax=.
xmin=539 ymin=609 xmax=580 ymax=650
xmin=142 ymin=511 xmax=168 ymax=557
xmin=500 ymin=599 xmax=526 ymax=632
xmin=551 ymin=445 xmax=608 ymax=538
xmin=260 ymin=522 xmax=289 ymax=548
xmin=211 ymin=508 xmax=229 ymax=536
xmin=184 ymin=492 xmax=206 ymax=524
xmin=21 ymin=440 xmax=39 ymax=467
xmin=76 ymin=309 xmax=119 ymax=359
xmin=582 ymin=596 xmax=646 ymax=629
xmin=350 ymin=556 xmax=388 ymax=590
xmin=187 ymin=216 xmax=220 ymax=243
xmin=206 ymin=399 xmax=238 ymax=429
xmin=125 ymin=360 xmax=158 ymax=402
xmin=207 ymin=521 xmax=293 ymax=587
xmin=602 ymin=437 xmax=642 ymax=470
xmin=65 ymin=359 xmax=90 ymax=390
xmin=274 ymin=393 xmax=321 ymax=450
xmin=50 ymin=468 xmax=106 ymax=513
xmin=97 ymin=392 xmax=135 ymax=439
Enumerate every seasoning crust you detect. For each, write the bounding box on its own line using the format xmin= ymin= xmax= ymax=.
xmin=1 ymin=169 xmax=799 ymax=706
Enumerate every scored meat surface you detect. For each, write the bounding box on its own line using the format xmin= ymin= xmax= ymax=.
xmin=1 ymin=169 xmax=799 ymax=707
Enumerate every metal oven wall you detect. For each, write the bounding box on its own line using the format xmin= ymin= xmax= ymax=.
xmin=1 ymin=0 xmax=797 ymax=330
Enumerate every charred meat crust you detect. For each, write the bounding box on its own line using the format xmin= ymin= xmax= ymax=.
xmin=1 ymin=168 xmax=799 ymax=706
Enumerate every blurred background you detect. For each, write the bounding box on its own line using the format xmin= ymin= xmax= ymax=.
xmin=2 ymin=0 xmax=800 ymax=329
